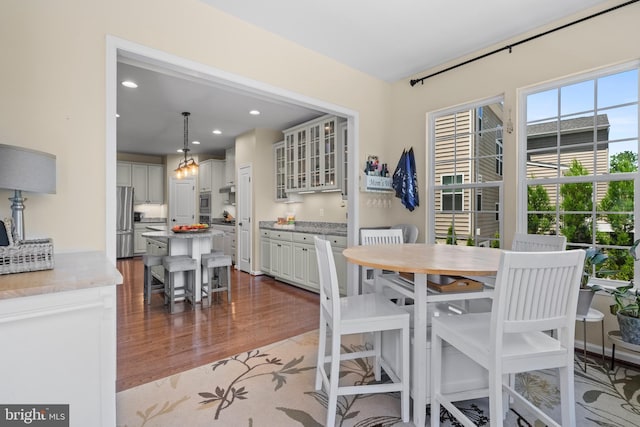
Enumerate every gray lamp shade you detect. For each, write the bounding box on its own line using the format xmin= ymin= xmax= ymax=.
xmin=0 ymin=144 xmax=56 ymax=194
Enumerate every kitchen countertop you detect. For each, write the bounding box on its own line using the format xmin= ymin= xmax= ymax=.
xmin=142 ymin=226 xmax=223 ymax=239
xmin=0 ymin=251 xmax=123 ymax=300
xmin=137 ymin=217 xmax=166 ymax=223
xmin=259 ymin=221 xmax=347 ymax=236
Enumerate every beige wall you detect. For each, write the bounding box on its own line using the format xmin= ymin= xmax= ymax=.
xmin=0 ymin=0 xmax=390 ymax=251
xmin=389 ymin=1 xmax=640 ymax=351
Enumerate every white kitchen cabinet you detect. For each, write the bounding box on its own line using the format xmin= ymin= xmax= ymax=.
xmin=284 ymin=115 xmax=345 ymax=193
xmin=260 ymin=229 xmax=271 ymax=274
xmin=146 ymin=237 xmax=168 ymax=282
xmin=134 ymin=222 xmax=165 ymax=254
xmin=132 ymin=163 xmax=164 ymax=204
xmin=270 ymin=230 xmax=293 ymax=281
xmin=224 ymin=147 xmax=235 ymax=186
xmin=260 ymin=229 xmax=343 ymax=295
xmin=210 ymin=159 xmax=225 ymax=215
xmin=117 ymin=162 xmax=132 ymax=186
xmin=274 ymin=141 xmax=302 ymax=203
xmin=199 ymin=160 xmax=212 ymax=192
xmin=292 ymin=233 xmax=319 ymax=292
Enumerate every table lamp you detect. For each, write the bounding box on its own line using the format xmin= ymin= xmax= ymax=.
xmin=0 ymin=144 xmax=56 ymax=241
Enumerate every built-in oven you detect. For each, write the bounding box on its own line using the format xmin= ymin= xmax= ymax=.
xmin=199 ymin=191 xmax=211 ymax=214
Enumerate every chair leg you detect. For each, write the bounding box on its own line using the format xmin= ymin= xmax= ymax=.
xmin=401 ymin=324 xmax=410 ymax=423
xmin=168 ymin=273 xmax=175 ymax=314
xmin=489 ymin=369 xmax=504 ymax=427
xmin=374 ymin=330 xmax=381 ymax=381
xmin=315 ymin=320 xmax=326 ymax=391
xmin=226 ymin=265 xmax=231 ymax=302
xmin=582 ymin=319 xmax=588 ymax=372
xmin=144 ymin=266 xmax=150 ymax=303
xmin=430 ymin=332 xmax=443 ymax=427
xmin=326 ymin=331 xmax=341 ymax=427
xmin=558 ymin=364 xmax=576 ymax=426
xmin=600 ymin=319 xmax=606 ymax=367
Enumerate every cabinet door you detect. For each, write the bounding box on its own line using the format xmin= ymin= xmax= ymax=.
xmin=270 ymin=240 xmax=282 ymax=276
xmin=117 ymin=162 xmax=132 ymax=187
xmin=146 ymin=165 xmax=164 ymax=204
xmin=224 ymin=148 xmax=235 ymax=185
xmin=308 ymin=122 xmax=322 ymax=189
xmin=134 ymin=228 xmax=147 ymax=254
xmin=199 ymin=160 xmax=212 ymax=192
xmin=332 ymin=246 xmax=347 ymax=295
xmin=307 ymin=244 xmax=319 ymax=290
xmin=132 ymin=164 xmax=148 ymax=204
xmin=260 ymin=237 xmax=271 ymax=274
xmin=292 ymin=243 xmax=308 ymax=285
xmin=274 ymin=142 xmax=287 ymax=201
xmin=280 ymin=241 xmax=293 ymax=280
xmin=321 ymin=117 xmax=338 ymax=190
xmin=210 ymin=160 xmax=225 ymax=216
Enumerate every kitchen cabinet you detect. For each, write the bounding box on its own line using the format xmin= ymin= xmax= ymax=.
xmin=132 ymin=163 xmax=164 ymax=204
xmin=292 ymin=233 xmax=319 ymax=291
xmin=283 ymin=115 xmax=345 ymax=193
xmin=134 ymin=222 xmax=165 ymax=254
xmin=199 ymin=160 xmax=212 ymax=192
xmin=260 ymin=229 xmax=345 ymax=294
xmin=224 ymin=147 xmax=235 ymax=186
xmin=269 ymin=230 xmax=293 ymax=281
xmin=260 ymin=229 xmax=271 ymax=273
xmin=273 ymin=141 xmax=302 ymax=203
xmin=146 ymin=237 xmax=168 ymax=283
xmin=117 ymin=162 xmax=132 ymax=186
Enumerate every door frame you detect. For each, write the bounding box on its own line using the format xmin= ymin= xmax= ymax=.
xmin=105 ymin=36 xmax=360 ymax=293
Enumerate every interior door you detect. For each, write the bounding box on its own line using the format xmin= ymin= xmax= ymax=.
xmin=169 ymin=176 xmax=196 ymax=226
xmin=238 ymin=164 xmax=252 ymax=273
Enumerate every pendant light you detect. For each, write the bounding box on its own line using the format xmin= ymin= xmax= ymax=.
xmin=174 ymin=111 xmax=199 ymax=179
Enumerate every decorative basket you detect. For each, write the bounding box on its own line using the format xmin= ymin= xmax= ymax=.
xmin=0 ymin=238 xmax=54 ymax=274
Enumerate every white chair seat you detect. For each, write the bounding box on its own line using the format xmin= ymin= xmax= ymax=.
xmin=339 ymin=293 xmax=410 ymax=333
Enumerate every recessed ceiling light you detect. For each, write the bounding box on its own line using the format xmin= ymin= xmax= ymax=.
xmin=249 ymin=110 xmax=260 ymax=115
xmin=116 ymin=113 xmax=120 ymax=118
xmin=192 ymin=141 xmax=200 ymax=145
xmin=212 ymin=129 xmax=222 ymax=135
xmin=121 ymin=80 xmax=138 ymax=88
xmin=177 ymin=149 xmax=184 ymax=153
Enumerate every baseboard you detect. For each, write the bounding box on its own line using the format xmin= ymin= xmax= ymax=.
xmin=576 ymin=339 xmax=640 ymax=368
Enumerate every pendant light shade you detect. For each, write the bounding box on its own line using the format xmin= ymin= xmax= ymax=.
xmin=175 ymin=112 xmax=198 ymax=179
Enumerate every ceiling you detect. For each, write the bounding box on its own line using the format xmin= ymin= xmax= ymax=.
xmin=117 ymin=0 xmax=613 ymax=157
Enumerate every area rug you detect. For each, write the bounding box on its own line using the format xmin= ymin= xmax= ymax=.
xmin=116 ymin=331 xmax=640 ymax=426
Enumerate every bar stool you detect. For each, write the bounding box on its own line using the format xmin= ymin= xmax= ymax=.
xmin=576 ymin=307 xmax=605 ymax=372
xmin=142 ymin=254 xmax=164 ymax=305
xmin=201 ymin=253 xmax=232 ymax=307
xmin=163 ymin=255 xmax=197 ymax=314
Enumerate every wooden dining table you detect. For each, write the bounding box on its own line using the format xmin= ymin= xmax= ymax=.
xmin=343 ymin=243 xmax=503 ymax=427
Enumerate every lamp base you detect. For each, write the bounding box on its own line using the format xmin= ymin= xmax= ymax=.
xmin=9 ymin=189 xmax=25 ymax=241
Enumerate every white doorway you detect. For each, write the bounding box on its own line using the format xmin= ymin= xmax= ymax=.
xmin=169 ymin=176 xmax=196 ymax=226
xmin=237 ymin=164 xmax=252 ymax=273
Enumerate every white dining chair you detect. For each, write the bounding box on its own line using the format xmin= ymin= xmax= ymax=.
xmin=359 ymin=228 xmax=405 ymax=293
xmin=390 ymin=223 xmax=419 ymax=244
xmin=430 ymin=249 xmax=585 ymax=427
xmin=314 ymin=236 xmax=410 ymax=426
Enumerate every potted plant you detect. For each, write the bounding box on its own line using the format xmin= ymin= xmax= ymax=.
xmin=579 ymin=247 xmax=609 ymax=316
xmin=595 ymin=239 xmax=640 ymax=344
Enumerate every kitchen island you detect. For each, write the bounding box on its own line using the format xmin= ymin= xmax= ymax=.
xmin=0 ymin=251 xmax=122 ymax=426
xmin=142 ymin=226 xmax=223 ymax=303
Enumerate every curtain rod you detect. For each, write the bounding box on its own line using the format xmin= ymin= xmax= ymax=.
xmin=409 ymin=0 xmax=639 ymax=87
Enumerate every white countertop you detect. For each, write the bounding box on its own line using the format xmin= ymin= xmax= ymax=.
xmin=0 ymin=251 xmax=123 ymax=300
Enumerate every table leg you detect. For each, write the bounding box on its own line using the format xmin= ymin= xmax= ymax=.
xmin=582 ymin=319 xmax=587 ymax=372
xmin=600 ymin=320 xmax=605 ymax=367
xmin=413 ymin=273 xmax=428 ymax=427
xmin=611 ymin=343 xmax=616 ymax=370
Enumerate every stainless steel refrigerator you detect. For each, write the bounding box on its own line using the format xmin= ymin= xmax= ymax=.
xmin=116 ymin=186 xmax=134 ymax=258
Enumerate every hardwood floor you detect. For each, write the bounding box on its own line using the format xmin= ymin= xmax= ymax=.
xmin=115 ymin=257 xmax=319 ymax=392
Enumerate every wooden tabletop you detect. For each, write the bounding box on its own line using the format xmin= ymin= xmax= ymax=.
xmin=343 ymin=243 xmax=503 ymax=276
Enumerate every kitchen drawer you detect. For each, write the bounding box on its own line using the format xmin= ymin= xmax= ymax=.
xmin=260 ymin=229 xmax=270 ymax=238
xmin=325 ymin=235 xmax=347 ymax=248
xmin=292 ymin=232 xmax=314 ymax=244
xmin=270 ymin=230 xmax=293 ymax=241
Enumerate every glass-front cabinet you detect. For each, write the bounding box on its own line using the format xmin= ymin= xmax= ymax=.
xmin=274 ymin=141 xmax=287 ymax=201
xmin=283 ymin=115 xmax=345 ymax=193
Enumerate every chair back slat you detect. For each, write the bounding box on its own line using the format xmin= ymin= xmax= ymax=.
xmin=360 ymin=229 xmax=404 ymax=245
xmin=314 ymin=236 xmax=341 ymax=325
xmin=492 ymin=250 xmax=585 ymax=345
xmin=511 ymin=233 xmax=566 ymax=252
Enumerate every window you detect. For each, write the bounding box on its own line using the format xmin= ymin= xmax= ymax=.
xmin=430 ymin=96 xmax=504 ymax=246
xmin=441 ymin=174 xmax=463 ymax=210
xmin=495 ymin=136 xmax=503 ymax=176
xmin=521 ymin=63 xmax=640 ymax=284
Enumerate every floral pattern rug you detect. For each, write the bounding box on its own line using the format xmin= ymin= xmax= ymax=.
xmin=116 ymin=331 xmax=640 ymax=426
